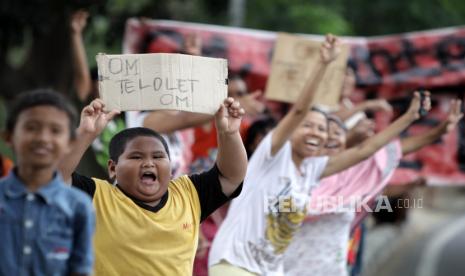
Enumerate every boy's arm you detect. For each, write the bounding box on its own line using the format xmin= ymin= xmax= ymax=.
xmin=401 ymin=99 xmax=463 ymax=155
xmin=215 ymin=97 xmax=248 ymax=196
xmin=271 ymin=34 xmax=341 ymax=156
xmin=70 ymin=10 xmax=92 ymax=102
xmin=321 ymin=91 xmax=431 ymax=178
xmin=143 ymin=110 xmax=212 ymax=134
xmin=60 ymin=99 xmax=119 ymax=182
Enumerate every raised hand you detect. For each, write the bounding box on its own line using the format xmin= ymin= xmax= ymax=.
xmin=237 ymin=90 xmax=265 ymax=117
xmin=443 ymin=99 xmax=463 ymax=133
xmin=215 ymin=97 xmax=245 ymax=135
xmin=319 ymin=34 xmax=341 ymax=64
xmin=70 ymin=9 xmax=89 ymax=34
xmin=183 ymin=33 xmax=202 ymax=56
xmin=78 ymin=99 xmax=120 ymax=136
xmin=405 ymin=91 xmax=431 ymax=121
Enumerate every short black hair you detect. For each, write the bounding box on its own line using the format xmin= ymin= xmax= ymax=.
xmin=309 ymin=106 xmax=329 ymax=130
xmin=6 ymin=89 xmax=78 ymax=139
xmin=327 ymin=114 xmax=348 ymax=132
xmin=310 ymin=106 xmax=329 ymax=120
xmin=109 ymin=127 xmax=170 ymax=162
xmin=245 ymin=117 xmax=276 ymax=157
xmin=228 ymin=72 xmax=242 ymax=82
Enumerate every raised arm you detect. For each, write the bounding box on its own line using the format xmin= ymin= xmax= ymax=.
xmin=321 ymin=91 xmax=431 ymax=178
xmin=215 ymin=97 xmax=247 ymax=196
xmin=60 ymin=99 xmax=119 ymax=182
xmin=334 ymin=99 xmax=393 ymax=121
xmin=143 ymin=110 xmax=212 ymax=134
xmin=182 ymin=33 xmax=202 ymax=56
xmin=70 ymin=10 xmax=92 ymax=102
xmin=271 ymin=34 xmax=341 ymax=155
xmin=401 ymin=99 xmax=463 ymax=155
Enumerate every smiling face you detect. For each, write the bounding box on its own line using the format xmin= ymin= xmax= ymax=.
xmin=290 ymin=111 xmax=328 ymax=161
xmin=10 ymin=106 xmax=72 ymax=171
xmin=324 ymin=120 xmax=347 ymax=155
xmin=108 ymin=136 xmax=171 ymax=205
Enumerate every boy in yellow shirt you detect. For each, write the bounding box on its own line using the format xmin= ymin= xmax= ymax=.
xmin=61 ymin=97 xmax=247 ymax=275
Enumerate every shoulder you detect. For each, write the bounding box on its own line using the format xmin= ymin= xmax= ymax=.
xmin=169 ymin=175 xmax=196 ymax=193
xmin=0 ymin=171 xmax=14 ymax=185
xmin=92 ymin=177 xmax=113 ymax=189
xmin=304 ymin=156 xmax=330 ymax=178
xmin=375 ymin=140 xmax=402 ymax=177
xmin=306 ymin=155 xmax=329 ymax=167
xmin=56 ymin=182 xmax=94 ymax=210
xmin=169 ymin=175 xmax=200 ymax=203
xmin=40 ymin=182 xmax=94 ymax=222
xmin=250 ymin=131 xmax=291 ymax=166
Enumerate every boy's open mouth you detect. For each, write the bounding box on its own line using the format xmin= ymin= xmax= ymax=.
xmin=140 ymin=172 xmax=157 ymax=184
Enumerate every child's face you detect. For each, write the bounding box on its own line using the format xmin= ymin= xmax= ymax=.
xmin=228 ymin=79 xmax=247 ymax=99
xmin=10 ymin=106 xmax=72 ymax=170
xmin=324 ymin=121 xmax=347 ymax=155
xmin=291 ymin=111 xmax=328 ymax=159
xmin=109 ymin=136 xmax=171 ymax=204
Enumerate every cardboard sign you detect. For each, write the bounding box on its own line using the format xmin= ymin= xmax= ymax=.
xmin=96 ymin=53 xmax=228 ymax=114
xmin=265 ymin=33 xmax=349 ymax=107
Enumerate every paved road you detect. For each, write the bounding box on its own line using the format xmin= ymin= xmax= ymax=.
xmin=363 ymin=188 xmax=465 ymax=276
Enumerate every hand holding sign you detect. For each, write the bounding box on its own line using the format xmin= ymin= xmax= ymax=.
xmin=319 ymin=34 xmax=342 ymax=64
xmin=96 ymin=53 xmax=228 ymax=114
xmin=78 ymin=98 xmax=120 ymax=137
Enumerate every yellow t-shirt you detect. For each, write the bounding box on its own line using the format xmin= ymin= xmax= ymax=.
xmin=92 ymin=176 xmax=201 ymax=276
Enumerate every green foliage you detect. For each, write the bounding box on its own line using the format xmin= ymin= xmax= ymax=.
xmin=245 ymin=0 xmax=351 ymax=35
xmin=4 ymin=0 xmax=465 ymax=72
xmin=287 ymin=4 xmax=351 ymax=35
xmin=344 ymin=0 xmax=465 ymax=35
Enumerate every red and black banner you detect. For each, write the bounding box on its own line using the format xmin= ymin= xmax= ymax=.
xmin=123 ymin=19 xmax=465 ymax=185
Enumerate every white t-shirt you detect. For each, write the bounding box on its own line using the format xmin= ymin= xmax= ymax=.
xmin=208 ymin=132 xmax=328 ymax=275
xmin=284 ymin=212 xmax=354 ymax=276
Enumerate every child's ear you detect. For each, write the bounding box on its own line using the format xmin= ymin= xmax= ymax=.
xmin=108 ymin=159 xmax=116 ymax=179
